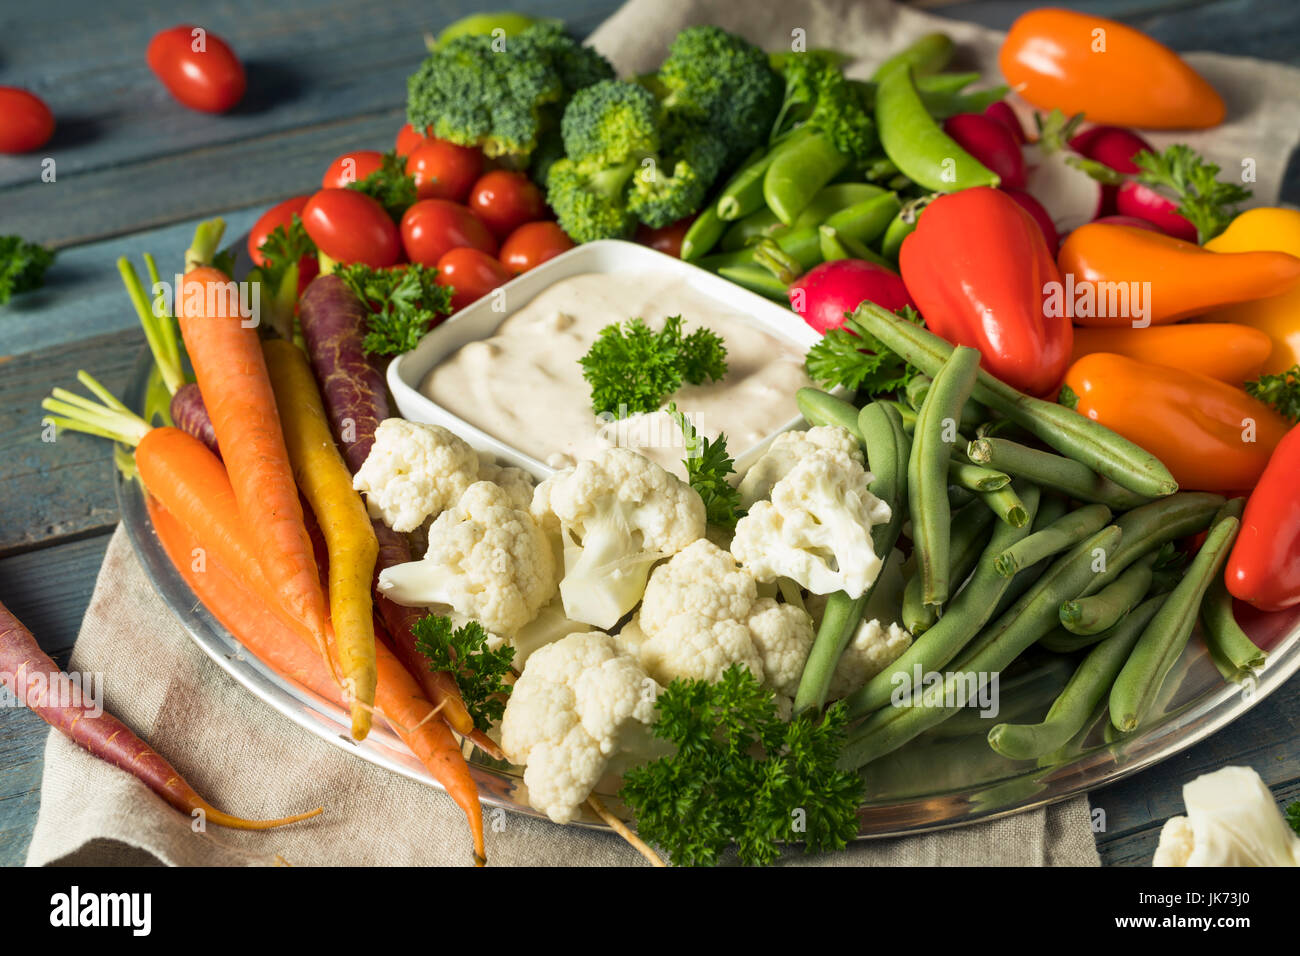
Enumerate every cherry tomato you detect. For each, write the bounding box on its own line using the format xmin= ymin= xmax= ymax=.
xmin=500 ymin=222 xmax=575 ymax=274
xmin=395 ymin=123 xmax=428 ymax=157
xmin=146 ymin=25 xmax=246 ymax=113
xmin=302 ymin=189 xmax=401 ymax=268
xmin=0 ymin=87 xmax=55 ymax=154
xmin=405 ymin=138 xmax=483 ymax=202
xmin=247 ymin=195 xmax=320 ymax=289
xmin=634 ymin=217 xmax=694 ymax=258
xmin=400 ymin=199 xmax=497 ymax=266
xmin=468 ymin=170 xmax=548 ymax=239
xmin=436 ymin=248 xmax=513 ymax=312
xmin=321 ymin=150 xmax=385 ymax=189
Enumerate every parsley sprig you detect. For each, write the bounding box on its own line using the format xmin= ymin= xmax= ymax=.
xmin=412 ymin=614 xmax=515 ymax=732
xmin=804 ymin=304 xmax=921 ymax=395
xmin=336 ymin=262 xmax=454 ymax=356
xmin=347 ymin=149 xmax=418 ymax=222
xmin=1286 ymin=801 xmax=1300 ymax=836
xmin=1132 ymin=145 xmax=1252 ymax=244
xmin=257 ymin=215 xmax=316 ymax=293
xmin=668 ymin=403 xmax=744 ymax=530
xmin=0 ymin=235 xmax=55 ymax=306
xmin=620 ymin=665 xmax=864 ymax=867
xmin=579 ymin=315 xmax=727 ymax=415
xmin=1245 ymin=364 xmax=1300 ymax=422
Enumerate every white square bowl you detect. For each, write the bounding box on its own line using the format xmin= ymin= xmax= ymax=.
xmin=388 ymin=238 xmax=824 ymax=481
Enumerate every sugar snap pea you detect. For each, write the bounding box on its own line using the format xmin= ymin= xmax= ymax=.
xmin=720 ymin=206 xmax=785 ymax=251
xmin=818 ymin=226 xmax=892 ymax=267
xmin=910 ymin=345 xmax=982 ymax=606
xmin=1059 ymin=552 xmax=1155 ymax=635
xmin=871 ymin=32 xmax=954 ymax=81
xmin=852 ymin=303 xmax=1180 ymax=497
xmin=967 ymin=437 xmax=1152 ymax=511
xmin=1200 ymin=576 xmax=1267 ymax=674
xmin=680 ymin=202 xmax=726 ymax=261
xmin=793 ymin=183 xmax=888 ymax=229
xmin=765 ymin=132 xmax=853 ymax=226
xmin=822 ymin=191 xmax=903 ymax=244
xmin=715 ymin=264 xmax=788 ymax=301
xmin=715 ymin=128 xmax=814 ymax=221
xmin=1109 ymin=514 xmax=1241 ymax=733
xmin=988 ymin=595 xmax=1165 ymax=760
xmin=995 ymin=502 xmax=1112 ymax=578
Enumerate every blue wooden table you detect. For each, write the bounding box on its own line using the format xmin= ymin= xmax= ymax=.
xmin=1 ymin=0 xmax=1296 ymax=867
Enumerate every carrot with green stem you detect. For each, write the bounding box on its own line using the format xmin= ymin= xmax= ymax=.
xmin=175 ymin=263 xmax=331 ymax=670
xmin=263 ymin=338 xmax=378 ymax=741
xmin=0 ymin=596 xmax=322 ymax=830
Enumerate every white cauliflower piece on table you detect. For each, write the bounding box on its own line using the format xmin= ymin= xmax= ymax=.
xmin=477 ymin=459 xmax=536 ymax=512
xmin=627 ymin=540 xmax=814 ymax=713
xmin=731 ymin=452 xmax=891 ymax=598
xmin=500 ymin=631 xmax=660 ymax=824
xmin=377 ymin=481 xmax=557 ymax=635
xmin=353 ymin=419 xmax=479 ymax=532
xmin=738 ymin=425 xmax=864 ymax=509
xmin=531 ymin=447 xmax=706 ymax=629
xmin=1153 ymin=766 xmax=1300 ymax=867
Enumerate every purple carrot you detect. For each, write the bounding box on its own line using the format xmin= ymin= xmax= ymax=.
xmin=170 ymin=382 xmax=220 ymax=456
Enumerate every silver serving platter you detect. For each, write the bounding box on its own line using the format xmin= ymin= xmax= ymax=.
xmin=117 ymin=347 xmax=1300 ymax=838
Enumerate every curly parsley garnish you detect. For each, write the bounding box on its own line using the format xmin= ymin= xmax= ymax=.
xmin=413 ymin=614 xmax=515 ymax=732
xmin=580 ymin=315 xmax=727 ymax=415
xmin=336 ymin=262 xmax=454 ymax=356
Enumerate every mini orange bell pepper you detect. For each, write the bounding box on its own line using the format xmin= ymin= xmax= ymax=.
xmin=1062 ymin=353 xmax=1290 ymax=491
xmin=999 ymin=9 xmax=1224 ymax=129
xmin=1070 ymin=324 xmax=1273 ymax=384
xmin=1200 ymin=208 xmax=1300 ymax=374
xmin=1056 ymin=224 xmax=1300 ymax=327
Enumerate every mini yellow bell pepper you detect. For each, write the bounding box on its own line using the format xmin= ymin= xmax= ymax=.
xmin=1202 ymin=208 xmax=1300 ymax=374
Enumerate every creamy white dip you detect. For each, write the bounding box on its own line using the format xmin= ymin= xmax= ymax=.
xmin=419 ymin=271 xmax=814 ymax=476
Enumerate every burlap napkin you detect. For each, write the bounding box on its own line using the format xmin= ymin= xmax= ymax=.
xmin=26 ymin=0 xmax=1300 ymax=867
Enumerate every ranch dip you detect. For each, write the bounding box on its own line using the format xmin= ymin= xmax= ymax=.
xmin=419 ymin=271 xmax=814 ymax=476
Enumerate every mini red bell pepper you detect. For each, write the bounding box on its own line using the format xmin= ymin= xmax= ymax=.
xmin=1225 ymin=423 xmax=1300 ymax=611
xmin=899 ymin=186 xmax=1071 ymax=396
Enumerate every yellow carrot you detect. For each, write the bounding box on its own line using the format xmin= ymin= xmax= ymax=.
xmin=264 ymin=339 xmax=378 ymax=740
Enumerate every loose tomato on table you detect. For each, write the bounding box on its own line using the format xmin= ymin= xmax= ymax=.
xmin=436 ymin=248 xmax=513 ymax=311
xmin=0 ymin=87 xmax=54 ymax=153
xmin=633 ymin=217 xmax=694 ymax=258
xmin=406 ymin=138 xmax=483 ymax=202
xmin=395 ymin=123 xmax=428 ymax=157
xmin=469 ymin=170 xmax=548 ymax=240
xmin=400 ymin=199 xmax=497 ymax=266
xmin=302 ymin=189 xmax=401 ymax=268
xmin=146 ymin=25 xmax=246 ymax=113
xmin=321 ymin=150 xmax=385 ymax=189
xmin=500 ymin=222 xmax=575 ymax=274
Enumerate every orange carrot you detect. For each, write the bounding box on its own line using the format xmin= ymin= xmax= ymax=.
xmin=149 ymin=497 xmax=487 ymax=864
xmin=176 ymin=266 xmax=329 ymax=667
xmin=0 ymin=595 xmax=321 ymax=830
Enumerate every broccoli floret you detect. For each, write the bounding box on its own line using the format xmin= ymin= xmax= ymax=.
xmin=560 ymin=80 xmax=660 ymax=167
xmin=406 ymin=24 xmax=613 ymax=162
xmin=770 ymin=51 xmax=877 ymax=165
xmin=547 ymin=157 xmax=639 ymax=243
xmin=655 ymin=26 xmax=782 ymax=166
xmin=628 ymin=115 xmax=727 ymax=228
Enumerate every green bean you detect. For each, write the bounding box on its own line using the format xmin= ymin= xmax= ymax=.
xmin=793 ymin=183 xmax=888 ymax=230
xmin=966 ymin=437 xmax=1152 ymax=511
xmin=995 ymin=503 xmax=1112 ymax=578
xmin=902 ymin=500 xmax=995 ymax=635
xmin=932 ymin=656 xmax=1074 ymax=739
xmin=818 ymin=226 xmax=892 ymax=267
xmin=1200 ymin=576 xmax=1267 ymax=674
xmin=765 ymin=132 xmax=852 ymax=225
xmin=886 ymin=400 xmax=917 ymax=433
xmin=822 ymin=191 xmax=903 ymax=244
xmin=794 ymin=402 xmax=910 ymax=713
xmin=975 ymin=417 xmax=1033 ymax=443
xmin=1060 ymin=552 xmax=1155 ymax=635
xmin=988 ymin=595 xmax=1165 ymax=760
xmin=864 ymin=156 xmax=899 ymax=182
xmin=852 ymin=302 xmax=1179 ymax=497
xmin=1038 ymin=627 xmax=1105 ymax=654
xmin=989 ymin=494 xmax=1069 ymax=620
xmin=1109 ymin=514 xmax=1241 ymax=733
xmin=753 ymin=237 xmax=806 ymax=284
xmin=947 ymin=484 xmax=975 ymax=509
xmin=876 ymin=65 xmax=998 ymax=193
xmin=841 ymin=523 xmax=1124 ymax=768
xmin=1079 ymin=493 xmax=1225 ymax=597
xmin=909 ymin=345 xmax=982 ymax=606
xmin=719 ymin=207 xmax=785 ymax=251
xmin=904 ymin=373 xmax=931 ymax=411
xmin=795 ymin=387 xmax=863 ymax=439
xmin=871 ymin=32 xmax=954 ymax=81
xmin=949 ymin=459 xmax=1009 ymax=492
xmin=680 ymin=203 xmax=726 ymax=261
xmin=977 ymin=483 xmax=1029 ymax=528
xmin=715 ymin=264 xmax=788 ymax=301
xmin=847 ymin=482 xmax=1040 ymax=717
xmin=715 ymin=130 xmax=813 ymax=221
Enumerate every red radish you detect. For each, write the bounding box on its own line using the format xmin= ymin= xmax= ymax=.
xmin=1092 ymin=214 xmax=1166 ymax=234
xmin=984 ymin=101 xmax=1025 ymax=144
xmin=943 ymin=113 xmax=1026 ymax=189
xmin=1001 ymin=187 xmax=1059 ymax=253
xmin=789 ymin=259 xmax=914 ymax=336
xmin=1116 ymin=180 xmax=1198 ymax=242
xmin=1069 ymin=125 xmax=1152 ymax=175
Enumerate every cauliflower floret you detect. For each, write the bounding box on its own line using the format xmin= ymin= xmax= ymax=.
xmin=531 ymin=447 xmax=706 ymax=629
xmin=477 ymin=459 xmax=536 ymax=512
xmin=354 ymin=419 xmax=479 ymax=532
xmin=629 ymin=540 xmax=815 ymax=713
xmin=826 ymin=619 xmax=912 ymax=700
xmin=731 ymin=453 xmax=891 ymax=598
xmin=510 ymin=594 xmax=591 ymax=670
xmin=1153 ymin=766 xmax=1300 ymax=867
xmin=738 ymin=425 xmax=864 ymax=509
xmin=378 ymin=481 xmax=557 ymax=635
xmin=500 ymin=631 xmax=660 ymax=824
